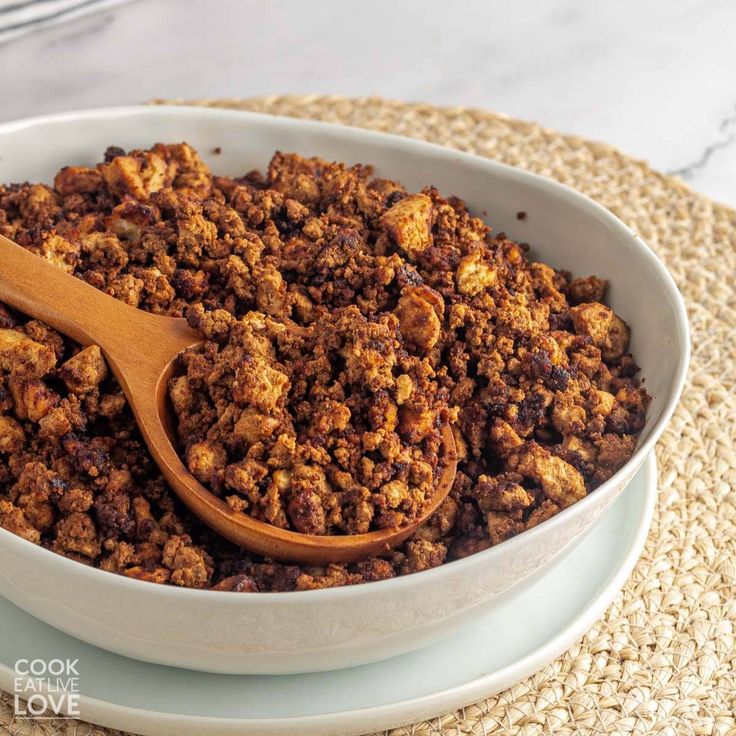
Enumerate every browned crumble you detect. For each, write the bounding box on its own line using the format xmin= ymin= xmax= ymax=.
xmin=0 ymin=143 xmax=649 ymax=591
xmin=173 ymin=306 xmax=451 ymax=534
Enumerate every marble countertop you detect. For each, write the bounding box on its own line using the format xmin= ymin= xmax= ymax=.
xmin=2 ymin=0 xmax=735 ymax=205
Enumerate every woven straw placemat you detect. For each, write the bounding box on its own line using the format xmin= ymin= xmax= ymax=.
xmin=1 ymin=96 xmax=734 ymax=736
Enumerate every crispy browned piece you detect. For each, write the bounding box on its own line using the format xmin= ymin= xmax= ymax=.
xmin=0 ymin=143 xmax=649 ymax=591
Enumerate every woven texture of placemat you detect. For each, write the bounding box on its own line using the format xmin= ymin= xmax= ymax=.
xmin=1 ymin=96 xmax=734 ymax=736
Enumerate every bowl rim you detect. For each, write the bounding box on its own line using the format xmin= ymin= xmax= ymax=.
xmin=0 ymin=104 xmax=691 ymax=604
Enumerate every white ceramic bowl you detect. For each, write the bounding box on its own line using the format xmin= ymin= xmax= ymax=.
xmin=0 ymin=106 xmax=689 ymax=675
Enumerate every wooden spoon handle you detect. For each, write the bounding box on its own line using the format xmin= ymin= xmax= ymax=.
xmin=0 ymin=233 xmax=199 ymax=374
xmin=0 ymin=233 xmax=135 ymax=349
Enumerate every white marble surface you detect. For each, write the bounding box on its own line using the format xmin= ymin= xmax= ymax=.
xmin=1 ymin=0 xmax=736 ymax=205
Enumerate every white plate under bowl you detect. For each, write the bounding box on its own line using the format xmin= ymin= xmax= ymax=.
xmin=0 ymin=455 xmax=656 ymax=736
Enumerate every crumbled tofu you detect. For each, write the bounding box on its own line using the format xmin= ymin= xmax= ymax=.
xmin=380 ymin=194 xmax=434 ymax=260
xmin=0 ymin=329 xmax=56 ymax=377
xmin=59 ymin=345 xmax=108 ymax=396
xmin=456 ymin=250 xmax=497 ymax=296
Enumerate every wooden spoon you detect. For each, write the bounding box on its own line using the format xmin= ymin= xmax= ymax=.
xmin=0 ymin=234 xmax=457 ymax=565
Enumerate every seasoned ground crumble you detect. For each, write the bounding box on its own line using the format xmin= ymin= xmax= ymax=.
xmin=0 ymin=143 xmax=649 ymax=591
xmin=173 ymin=305 xmax=451 ymax=534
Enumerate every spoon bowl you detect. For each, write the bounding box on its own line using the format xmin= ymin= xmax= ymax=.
xmin=0 ymin=233 xmax=457 ymax=564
